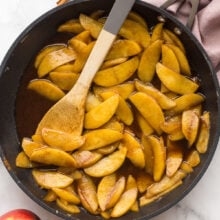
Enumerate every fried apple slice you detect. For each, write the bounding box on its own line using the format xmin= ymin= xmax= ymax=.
xmin=72 ymin=150 xmax=102 ymax=168
xmin=151 ymin=23 xmax=164 ymax=42
xmin=84 ymin=146 xmax=127 ymax=177
xmin=100 ymin=91 xmax=134 ymax=125
xmin=135 ymin=80 xmax=176 ymax=110
xmin=127 ymin=11 xmax=148 ymax=28
xmin=41 ymin=128 xmax=85 ymax=151
xmin=97 ymin=173 xmax=117 ymax=211
xmin=166 ymin=93 xmax=205 ymax=116
xmin=85 ymin=92 xmax=102 ymax=112
xmin=49 ymin=71 xmax=79 ymax=91
xmin=167 ymin=43 xmax=191 ymax=76
xmin=34 ymin=44 xmax=65 ymax=68
xmin=161 ymin=44 xmax=180 ymax=73
xmin=196 ymin=112 xmax=210 ymax=153
xmin=138 ymin=40 xmax=162 ymax=82
xmin=182 ymin=109 xmax=200 ymax=147
xmin=129 ymin=92 xmax=165 ymax=134
xmin=163 ymin=29 xmax=185 ymax=53
xmin=166 ymin=140 xmax=183 ymax=177
xmin=84 ymin=94 xmax=119 ymax=129
xmin=57 ymin=18 xmax=84 ymax=34
xmin=77 ymin=174 xmax=98 ymax=214
xmin=145 ymin=170 xmax=185 ymax=198
xmin=80 ymin=129 xmax=123 ymax=151
xmin=54 ymin=63 xmax=75 ymax=72
xmin=111 ymin=175 xmax=138 ymax=218
xmin=141 ymin=135 xmax=154 ymax=175
xmin=72 ymin=30 xmax=91 ymax=44
xmin=37 ymin=47 xmax=77 ymax=78
xmin=93 ymin=82 xmax=135 ymax=99
xmin=105 ymin=176 xmax=126 ymax=210
xmin=105 ymin=39 xmax=141 ymax=60
xmin=28 ymin=79 xmax=65 ymax=102
xmin=43 ymin=190 xmax=57 ymax=202
xmin=56 ymin=198 xmax=80 ymax=214
xmin=71 ymin=41 xmax=95 ymax=73
xmin=147 ymin=136 xmax=166 ymax=182
xmin=68 ymin=38 xmax=87 ymax=53
xmin=185 ymin=150 xmax=200 ymax=167
xmin=136 ymin=170 xmax=154 ymax=193
xmin=121 ymin=132 xmax=145 ymax=168
xmin=101 ymin=118 xmax=124 ymax=132
xmin=95 ymin=144 xmax=118 ymax=155
xmin=15 ymin=151 xmax=38 ymax=168
xmin=21 ymin=138 xmax=42 ymax=157
xmin=52 ymin=187 xmax=80 ymax=204
xmin=101 ymin=57 xmax=128 ymax=70
xmin=79 ymin=13 xmax=103 ymax=38
xmin=119 ymin=19 xmax=151 ymax=48
xmin=140 ymin=180 xmax=182 ymax=206
xmin=94 ymin=56 xmax=139 ymax=87
xmin=156 ymin=63 xmax=198 ymax=95
xmin=136 ymin=112 xmax=154 ymax=136
xmin=30 ymin=147 xmax=77 ymax=167
xmin=160 ymin=115 xmax=182 ymax=134
xmin=32 ymin=170 xmax=73 ymax=189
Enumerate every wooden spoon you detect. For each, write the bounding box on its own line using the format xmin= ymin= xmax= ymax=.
xmin=35 ymin=0 xmax=135 ymax=136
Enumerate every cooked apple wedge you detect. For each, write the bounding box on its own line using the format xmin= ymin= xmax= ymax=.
xmin=32 ymin=170 xmax=73 ymax=189
xmin=56 ymin=198 xmax=80 ymax=214
xmin=30 ymin=147 xmax=77 ymax=167
xmin=151 ymin=23 xmax=164 ymax=42
xmin=15 ymin=151 xmax=38 ymax=168
xmin=156 ymin=63 xmax=198 ymax=95
xmin=163 ymin=29 xmax=185 ymax=53
xmin=161 ymin=44 xmax=180 ymax=73
xmin=121 ymin=132 xmax=145 ymax=169
xmin=85 ymin=92 xmax=102 ymax=112
xmin=77 ymin=174 xmax=98 ymax=214
xmin=28 ymin=79 xmax=65 ymax=102
xmin=100 ymin=91 xmax=134 ymax=125
xmin=79 ymin=13 xmax=103 ymax=39
xmin=37 ymin=47 xmax=77 ymax=78
xmin=185 ymin=150 xmax=200 ymax=167
xmin=111 ymin=175 xmax=138 ymax=218
xmin=147 ymin=135 xmax=166 ymax=182
xmin=84 ymin=94 xmax=119 ymax=129
xmin=106 ymin=39 xmax=141 ymax=60
xmin=21 ymin=138 xmax=42 ymax=157
xmin=84 ymin=146 xmax=127 ymax=177
xmin=68 ymin=38 xmax=87 ymax=53
xmin=196 ymin=111 xmax=210 ymax=153
xmin=101 ymin=57 xmax=128 ymax=70
xmin=52 ymin=187 xmax=80 ymax=204
xmin=182 ymin=109 xmax=200 ymax=147
xmin=160 ymin=115 xmax=182 ymax=134
xmin=167 ymin=44 xmax=191 ymax=76
xmin=80 ymin=129 xmax=123 ymax=151
xmin=119 ymin=19 xmax=151 ymax=48
xmin=127 ymin=11 xmax=148 ymax=28
xmin=49 ymin=71 xmax=79 ymax=91
xmin=72 ymin=30 xmax=91 ymax=44
xmin=93 ymin=82 xmax=135 ymax=99
xmin=34 ymin=44 xmax=65 ymax=69
xmin=97 ymin=173 xmax=117 ymax=211
xmin=135 ymin=80 xmax=176 ymax=110
xmin=57 ymin=18 xmax=84 ymax=34
xmin=166 ymin=93 xmax=205 ymax=116
xmin=94 ymin=56 xmax=139 ymax=87
xmin=129 ymin=92 xmax=165 ymax=134
xmin=136 ymin=170 xmax=154 ymax=193
xmin=41 ymin=128 xmax=85 ymax=151
xmin=138 ymin=40 xmax=162 ymax=82
xmin=72 ymin=150 xmax=102 ymax=168
xmin=136 ymin=112 xmax=154 ymax=136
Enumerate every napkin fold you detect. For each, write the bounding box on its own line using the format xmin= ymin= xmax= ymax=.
xmin=143 ymin=0 xmax=220 ymax=80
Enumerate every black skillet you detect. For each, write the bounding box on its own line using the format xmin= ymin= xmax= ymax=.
xmin=0 ymin=0 xmax=220 ymax=219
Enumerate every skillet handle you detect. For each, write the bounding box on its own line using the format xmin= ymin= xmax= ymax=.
xmin=160 ymin=0 xmax=199 ymax=30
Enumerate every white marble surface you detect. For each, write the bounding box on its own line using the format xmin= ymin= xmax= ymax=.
xmin=0 ymin=1 xmax=220 ymax=220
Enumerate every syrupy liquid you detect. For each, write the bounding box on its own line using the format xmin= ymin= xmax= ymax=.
xmin=15 ymin=32 xmax=74 ymax=140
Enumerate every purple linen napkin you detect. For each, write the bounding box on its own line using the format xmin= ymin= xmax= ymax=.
xmin=143 ymin=0 xmax=220 ymax=81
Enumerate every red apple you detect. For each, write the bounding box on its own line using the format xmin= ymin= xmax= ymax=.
xmin=0 ymin=209 xmax=40 ymax=220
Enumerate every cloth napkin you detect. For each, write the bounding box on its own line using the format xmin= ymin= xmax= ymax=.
xmin=142 ymin=0 xmax=220 ymax=81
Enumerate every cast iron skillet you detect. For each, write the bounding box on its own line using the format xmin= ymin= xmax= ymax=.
xmin=0 ymin=0 xmax=220 ymax=219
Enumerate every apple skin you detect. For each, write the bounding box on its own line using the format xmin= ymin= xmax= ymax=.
xmin=0 ymin=209 xmax=40 ymax=220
